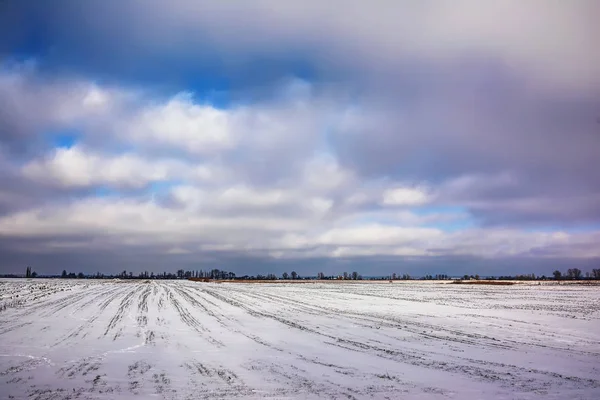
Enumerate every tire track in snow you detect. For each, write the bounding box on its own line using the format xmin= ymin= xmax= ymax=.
xmin=202 ymin=283 xmax=600 ymax=395
xmin=2 ymin=279 xmax=599 ymax=399
xmin=163 ymin=284 xmax=225 ymax=348
xmin=103 ymin=286 xmax=138 ymax=340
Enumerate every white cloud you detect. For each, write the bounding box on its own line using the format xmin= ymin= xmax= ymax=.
xmin=301 ymin=154 xmax=353 ymax=193
xmin=170 ymin=184 xmax=334 ymax=219
xmin=0 ymin=198 xmax=309 ymax=240
xmin=219 ymin=186 xmax=285 ymax=208
xmin=382 ymin=186 xmax=431 ymax=206
xmin=0 ymin=196 xmax=598 ymax=259
xmin=171 ymin=185 xmax=288 ymax=210
xmin=22 ymin=146 xmax=184 ymax=189
xmin=124 ymin=93 xmax=235 ymax=154
xmin=318 ymin=225 xmax=442 ymax=247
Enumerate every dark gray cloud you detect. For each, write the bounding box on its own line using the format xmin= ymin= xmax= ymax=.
xmin=329 ymin=62 xmax=600 ymax=226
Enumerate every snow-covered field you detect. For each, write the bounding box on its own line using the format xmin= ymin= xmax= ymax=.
xmin=1 ymin=279 xmax=599 ymax=399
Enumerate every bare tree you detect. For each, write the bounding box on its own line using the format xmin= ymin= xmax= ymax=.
xmin=291 ymin=271 xmax=298 ymax=280
xmin=351 ymin=271 xmax=358 ymax=280
xmin=553 ymin=270 xmax=562 ymax=280
xmin=282 ymin=272 xmax=289 ymax=280
xmin=567 ymin=268 xmax=582 ymax=279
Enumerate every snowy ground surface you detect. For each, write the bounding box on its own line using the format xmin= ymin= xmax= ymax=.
xmin=1 ymin=279 xmax=599 ymax=399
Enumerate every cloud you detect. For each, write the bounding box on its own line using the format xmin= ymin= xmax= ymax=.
xmin=1 ymin=196 xmax=598 ymax=268
xmin=382 ymin=186 xmax=431 ymax=206
xmin=124 ymin=93 xmax=235 ymax=155
xmin=3 ymin=1 xmax=598 ymax=92
xmin=317 ymin=225 xmax=442 ymax=247
xmin=1 ymin=64 xmax=599 ymax=273
xmin=22 ymin=146 xmax=186 ymax=189
xmin=1 ymin=2 xmax=599 ymax=274
xmin=0 ymin=64 xmax=125 ymax=146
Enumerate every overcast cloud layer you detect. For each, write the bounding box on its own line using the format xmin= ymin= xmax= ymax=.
xmin=1 ymin=1 xmax=599 ymax=276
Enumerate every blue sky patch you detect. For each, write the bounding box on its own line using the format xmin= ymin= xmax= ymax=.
xmin=46 ymin=130 xmax=78 ymax=149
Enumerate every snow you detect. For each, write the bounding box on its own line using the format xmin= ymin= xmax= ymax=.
xmin=1 ymin=279 xmax=599 ymax=399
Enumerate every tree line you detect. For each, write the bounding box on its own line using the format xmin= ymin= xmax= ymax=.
xmin=457 ymin=269 xmax=600 ymax=281
xmin=5 ymin=266 xmax=599 ymax=281
xmin=552 ymin=268 xmax=600 ymax=280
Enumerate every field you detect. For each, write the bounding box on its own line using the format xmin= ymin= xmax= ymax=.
xmin=1 ymin=279 xmax=599 ymax=399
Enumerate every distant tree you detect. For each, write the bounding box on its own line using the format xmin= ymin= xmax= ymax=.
xmin=553 ymin=270 xmax=562 ymax=280
xmin=291 ymin=271 xmax=298 ymax=280
xmin=351 ymin=271 xmax=358 ymax=280
xmin=475 ymin=274 xmax=480 ymax=280
xmin=592 ymin=269 xmax=600 ymax=279
xmin=25 ymin=266 xmax=31 ymax=278
xmin=282 ymin=272 xmax=289 ymax=280
xmin=177 ymin=269 xmax=185 ymax=279
xmin=567 ymin=268 xmax=582 ymax=280
xmin=392 ymin=273 xmax=397 ymax=280
xmin=31 ymin=271 xmax=37 ymax=278
xmin=61 ymin=270 xmax=67 ymax=278
xmin=343 ymin=272 xmax=348 ymax=280
xmin=77 ymin=272 xmax=84 ymax=279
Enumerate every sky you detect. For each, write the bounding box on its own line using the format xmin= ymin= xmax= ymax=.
xmin=0 ymin=1 xmax=599 ymax=276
